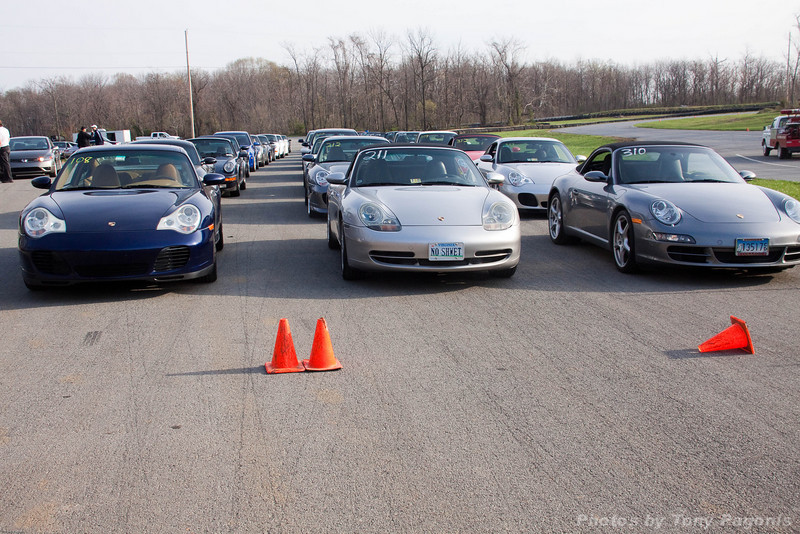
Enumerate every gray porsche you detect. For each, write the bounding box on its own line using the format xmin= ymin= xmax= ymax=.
xmin=547 ymin=141 xmax=800 ymax=273
xmin=326 ymin=145 xmax=521 ymax=280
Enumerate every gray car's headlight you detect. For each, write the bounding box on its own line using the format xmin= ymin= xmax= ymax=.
xmin=157 ymin=204 xmax=201 ymax=233
xmin=785 ymin=198 xmax=800 ymax=224
xmin=359 ymin=202 xmax=401 ymax=231
xmin=24 ymin=207 xmax=66 ymax=238
xmin=483 ymin=201 xmax=516 ymax=230
xmin=223 ymin=160 xmax=236 ymax=173
xmin=507 ymin=171 xmax=533 ymax=187
xmin=650 ymin=199 xmax=681 ymax=225
xmin=313 ymin=169 xmax=330 ymax=186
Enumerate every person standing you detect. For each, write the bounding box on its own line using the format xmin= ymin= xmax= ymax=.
xmin=0 ymin=119 xmax=12 ymax=183
xmin=91 ymin=124 xmax=104 ymax=145
xmin=76 ymin=126 xmax=92 ymax=148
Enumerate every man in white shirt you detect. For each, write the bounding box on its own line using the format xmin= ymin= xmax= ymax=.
xmin=0 ymin=119 xmax=11 ymax=183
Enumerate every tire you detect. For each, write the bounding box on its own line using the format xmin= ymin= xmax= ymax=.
xmin=240 ymin=176 xmax=246 ymax=191
xmin=778 ymin=144 xmax=789 ymax=159
xmin=340 ymin=223 xmax=364 ymax=280
xmin=548 ymin=193 xmax=576 ymax=245
xmin=230 ymin=179 xmax=241 ymax=197
xmin=490 ymin=265 xmax=517 ymax=278
xmin=327 ymin=218 xmax=339 ymax=250
xmin=197 ymin=258 xmax=218 ymax=283
xmin=762 ymin=142 xmax=772 ymax=157
xmin=215 ymin=223 xmax=224 ymax=251
xmin=612 ymin=210 xmax=638 ymax=273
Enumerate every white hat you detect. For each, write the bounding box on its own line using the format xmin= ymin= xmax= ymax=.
xmin=91 ymin=124 xmax=98 ymax=128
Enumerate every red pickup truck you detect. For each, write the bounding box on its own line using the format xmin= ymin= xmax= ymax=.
xmin=762 ymin=109 xmax=800 ymax=159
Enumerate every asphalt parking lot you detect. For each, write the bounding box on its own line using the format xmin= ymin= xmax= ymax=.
xmin=1 ymin=142 xmax=799 ymax=533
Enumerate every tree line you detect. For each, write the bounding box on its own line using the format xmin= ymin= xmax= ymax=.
xmin=0 ymin=29 xmax=796 ymax=140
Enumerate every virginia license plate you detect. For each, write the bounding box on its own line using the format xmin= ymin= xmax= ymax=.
xmin=735 ymin=238 xmax=769 ymax=256
xmin=429 ymin=242 xmax=464 ymax=261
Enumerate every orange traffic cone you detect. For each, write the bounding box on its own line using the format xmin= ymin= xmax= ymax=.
xmin=698 ymin=315 xmax=754 ymax=354
xmin=303 ymin=318 xmax=342 ymax=371
xmin=266 ymin=318 xmax=305 ymax=373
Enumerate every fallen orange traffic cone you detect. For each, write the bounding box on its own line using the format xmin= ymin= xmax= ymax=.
xmin=698 ymin=315 xmax=754 ymax=354
xmin=266 ymin=318 xmax=305 ymax=373
xmin=303 ymin=318 xmax=342 ymax=371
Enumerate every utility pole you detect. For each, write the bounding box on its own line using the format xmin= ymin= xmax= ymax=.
xmin=186 ymin=29 xmax=196 ymax=138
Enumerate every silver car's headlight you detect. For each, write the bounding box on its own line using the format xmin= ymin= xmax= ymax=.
xmin=313 ymin=169 xmax=330 ymax=186
xmin=359 ymin=202 xmax=401 ymax=231
xmin=24 ymin=207 xmax=66 ymax=238
xmin=650 ymin=199 xmax=681 ymax=225
xmin=483 ymin=201 xmax=516 ymax=230
xmin=785 ymin=198 xmax=800 ymax=224
xmin=223 ymin=160 xmax=236 ymax=173
xmin=507 ymin=171 xmax=532 ymax=187
xmin=157 ymin=204 xmax=201 ymax=234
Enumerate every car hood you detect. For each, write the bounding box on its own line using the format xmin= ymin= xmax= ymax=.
xmin=50 ymin=189 xmax=197 ymax=231
xmin=357 ymin=186 xmax=491 ymax=225
xmin=319 ymin=162 xmax=350 ymax=173
xmin=628 ymin=183 xmax=780 ymax=223
xmin=506 ymin=162 xmax=576 ymax=183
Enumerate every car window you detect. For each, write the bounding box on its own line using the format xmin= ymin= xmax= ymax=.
xmin=10 ymin=138 xmax=50 ymax=150
xmin=55 ymin=150 xmax=198 ymax=190
xmin=191 ymin=139 xmax=235 ymax=158
xmin=353 ymin=148 xmax=484 ymax=187
xmin=497 ymin=140 xmax=574 ymax=164
xmin=615 ymin=146 xmax=744 ymax=184
xmin=581 ymin=150 xmax=612 ymax=175
xmin=318 ymin=139 xmax=387 ymax=163
xmin=453 ymin=136 xmax=498 ymax=152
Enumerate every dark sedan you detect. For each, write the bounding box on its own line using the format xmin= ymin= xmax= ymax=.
xmin=10 ymin=136 xmax=62 ymax=178
xmin=18 ymin=144 xmax=226 ymax=289
xmin=187 ymin=136 xmax=247 ymax=197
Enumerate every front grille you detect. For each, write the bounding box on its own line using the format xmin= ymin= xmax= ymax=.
xmin=74 ymin=262 xmax=150 ymax=277
xmin=666 ymin=246 xmax=710 ymax=264
xmin=369 ymin=249 xmax=511 ymax=267
xmin=713 ymin=248 xmax=785 ymax=264
xmin=518 ymin=193 xmax=540 ymax=208
xmin=31 ymin=251 xmax=71 ymax=274
xmin=153 ymin=246 xmax=191 ymax=272
xmin=784 ymin=246 xmax=800 ymax=262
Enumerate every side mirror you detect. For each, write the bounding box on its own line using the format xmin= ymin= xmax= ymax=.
xmin=203 ymin=157 xmax=217 ymax=165
xmin=739 ymin=170 xmax=757 ymax=181
xmin=576 ymin=155 xmax=587 ymax=163
xmin=31 ymin=176 xmax=53 ymax=189
xmin=584 ymin=170 xmax=609 ymax=183
xmin=485 ymin=172 xmax=505 ymax=185
xmin=326 ymin=172 xmax=347 ymax=185
xmin=302 ymin=153 xmax=315 ymax=162
xmin=479 ymin=154 xmax=493 ymax=163
xmin=203 ymin=173 xmax=227 ymax=186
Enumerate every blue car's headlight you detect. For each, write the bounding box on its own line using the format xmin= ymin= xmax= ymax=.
xmin=157 ymin=204 xmax=201 ymax=234
xmin=785 ymin=198 xmax=800 ymax=224
xmin=483 ymin=201 xmax=516 ymax=230
xmin=23 ymin=207 xmax=66 ymax=238
xmin=359 ymin=202 xmax=401 ymax=231
xmin=650 ymin=199 xmax=681 ymax=225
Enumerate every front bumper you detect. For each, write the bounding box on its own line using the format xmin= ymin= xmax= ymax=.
xmin=498 ymin=183 xmax=550 ymax=211
xmin=11 ymin=160 xmax=57 ymax=178
xmin=343 ymin=224 xmax=521 ymax=273
xmin=19 ymin=228 xmax=216 ymax=285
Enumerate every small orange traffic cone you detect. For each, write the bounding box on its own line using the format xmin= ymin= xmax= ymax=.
xmin=303 ymin=318 xmax=342 ymax=371
xmin=266 ymin=318 xmax=305 ymax=373
xmin=698 ymin=315 xmax=754 ymax=354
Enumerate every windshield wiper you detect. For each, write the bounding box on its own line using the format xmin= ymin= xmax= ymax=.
xmin=122 ymin=184 xmax=183 ymax=189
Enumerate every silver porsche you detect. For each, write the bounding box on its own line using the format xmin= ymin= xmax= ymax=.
xmin=326 ymin=145 xmax=521 ymax=279
xmin=548 ymin=141 xmax=800 ymax=272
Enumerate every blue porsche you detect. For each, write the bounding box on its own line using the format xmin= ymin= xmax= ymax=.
xmin=18 ymin=144 xmax=226 ymax=289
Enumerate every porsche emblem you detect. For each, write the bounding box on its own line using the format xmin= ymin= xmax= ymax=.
xmin=437 ymin=217 xmax=445 ymax=222
xmin=108 ymin=221 xmax=116 ymax=227
xmin=736 ymin=214 xmax=744 ymax=219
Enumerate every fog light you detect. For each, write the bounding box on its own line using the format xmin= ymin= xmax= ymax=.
xmin=653 ymin=232 xmax=696 ymax=244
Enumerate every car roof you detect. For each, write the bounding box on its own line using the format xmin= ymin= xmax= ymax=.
xmin=597 ymin=141 xmax=705 ymax=151
xmin=73 ymin=144 xmax=190 ymax=156
xmin=453 ymin=133 xmax=500 ymax=139
xmin=320 ymin=135 xmax=388 ymax=142
xmin=498 ymin=137 xmax=564 ymax=143
xmin=11 ymin=135 xmax=49 ymax=140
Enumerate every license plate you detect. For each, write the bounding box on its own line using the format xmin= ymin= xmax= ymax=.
xmin=429 ymin=242 xmax=464 ymax=261
xmin=735 ymin=238 xmax=769 ymax=256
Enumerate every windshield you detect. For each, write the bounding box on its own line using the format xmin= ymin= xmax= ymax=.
xmin=497 ymin=140 xmax=575 ymax=164
xmin=191 ymin=138 xmax=235 ymax=158
xmin=453 ymin=135 xmax=499 ymax=152
xmin=352 ymin=147 xmax=486 ymax=187
xmin=54 ymin=150 xmax=199 ymax=191
xmin=318 ymin=139 xmax=388 ymax=163
xmin=10 ymin=138 xmax=50 ymax=151
xmin=394 ymin=132 xmax=420 ymax=144
xmin=615 ymin=146 xmax=745 ymax=184
xmin=417 ymin=132 xmax=456 ymax=145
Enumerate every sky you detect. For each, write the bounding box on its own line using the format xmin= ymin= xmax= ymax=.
xmin=2 ymin=0 xmax=799 ymax=92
